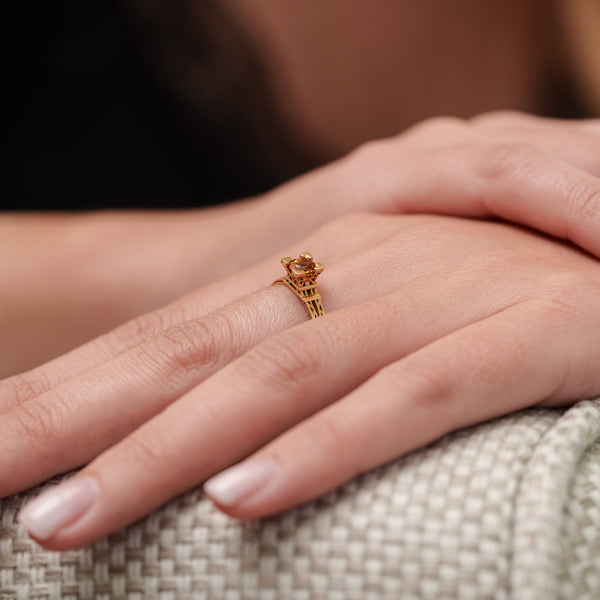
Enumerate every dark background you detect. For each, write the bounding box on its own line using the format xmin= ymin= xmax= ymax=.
xmin=2 ymin=1 xmax=313 ymax=211
xmin=2 ymin=2 xmax=588 ymax=212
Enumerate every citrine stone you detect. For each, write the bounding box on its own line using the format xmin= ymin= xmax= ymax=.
xmin=290 ymin=256 xmax=314 ymax=279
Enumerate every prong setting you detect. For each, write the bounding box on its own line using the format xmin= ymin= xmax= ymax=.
xmin=272 ymin=252 xmax=325 ymax=319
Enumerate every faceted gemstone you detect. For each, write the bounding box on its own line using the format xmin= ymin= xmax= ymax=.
xmin=290 ymin=256 xmax=315 ymax=279
xmin=292 ymin=260 xmax=309 ymax=272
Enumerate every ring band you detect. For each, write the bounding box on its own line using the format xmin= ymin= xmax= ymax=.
xmin=272 ymin=252 xmax=325 ymax=319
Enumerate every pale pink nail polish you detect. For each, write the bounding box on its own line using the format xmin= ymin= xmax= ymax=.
xmin=203 ymin=457 xmax=279 ymax=507
xmin=17 ymin=476 xmax=99 ymax=540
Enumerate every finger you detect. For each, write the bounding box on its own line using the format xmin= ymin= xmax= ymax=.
xmin=0 ymin=213 xmax=397 ymax=407
xmin=0 ymin=286 xmax=306 ymax=496
xmin=14 ymin=265 xmax=522 ymax=549
xmin=3 ymin=213 xmax=582 ymax=501
xmin=472 ymin=113 xmax=600 ymax=175
xmin=402 ymin=113 xmax=600 ymax=175
xmin=0 ymin=219 xmax=420 ymax=494
xmin=203 ymin=298 xmax=600 ymax=519
xmin=0 ymin=282 xmax=238 ymax=409
xmin=0 ymin=264 xmax=272 ymax=408
xmin=350 ymin=138 xmax=600 ymax=260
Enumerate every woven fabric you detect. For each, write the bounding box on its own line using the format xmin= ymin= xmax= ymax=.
xmin=1 ymin=399 xmax=599 ymax=600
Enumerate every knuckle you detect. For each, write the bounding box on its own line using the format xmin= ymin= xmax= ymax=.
xmin=408 ymin=369 xmax=451 ymax=410
xmin=403 ymin=115 xmax=467 ymax=139
xmin=342 ymin=134 xmax=408 ymax=180
xmin=242 ymin=330 xmax=323 ymax=393
xmin=162 ymin=321 xmax=218 ymax=370
xmin=474 ymin=141 xmax=544 ymax=182
xmin=346 ymin=137 xmax=389 ymax=166
xmin=113 ymin=307 xmax=183 ymax=350
xmin=565 ymin=181 xmax=600 ymax=220
xmin=341 ymin=117 xmax=466 ymax=209
xmin=141 ymin=313 xmax=233 ymax=375
xmin=123 ymin=431 xmax=172 ymax=471
xmin=12 ymin=396 xmax=69 ymax=448
xmin=470 ymin=110 xmax=529 ymax=127
xmin=1 ymin=374 xmax=44 ymax=409
xmin=387 ymin=360 xmax=452 ymax=413
xmin=340 ymin=140 xmax=393 ymax=200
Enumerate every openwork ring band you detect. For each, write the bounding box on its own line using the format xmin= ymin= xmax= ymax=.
xmin=272 ymin=252 xmax=325 ymax=319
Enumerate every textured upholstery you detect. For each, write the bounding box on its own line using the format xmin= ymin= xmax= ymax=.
xmin=1 ymin=399 xmax=599 ymax=599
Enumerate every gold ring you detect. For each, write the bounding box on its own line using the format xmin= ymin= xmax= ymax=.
xmin=272 ymin=252 xmax=325 ymax=319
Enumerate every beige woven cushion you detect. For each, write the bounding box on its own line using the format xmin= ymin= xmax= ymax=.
xmin=1 ymin=399 xmax=600 ymax=600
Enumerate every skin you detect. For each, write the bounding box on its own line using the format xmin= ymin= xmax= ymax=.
xmin=0 ymin=198 xmax=339 ymax=377
xmin=3 ymin=112 xmax=600 ymax=549
xmin=0 ymin=0 xmax=555 ymax=376
xmin=4 ymin=1 xmax=600 ymax=549
xmin=4 ymin=112 xmax=600 ymax=377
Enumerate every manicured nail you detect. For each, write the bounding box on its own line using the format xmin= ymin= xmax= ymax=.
xmin=17 ymin=476 xmax=100 ymax=540
xmin=203 ymin=457 xmax=279 ymax=507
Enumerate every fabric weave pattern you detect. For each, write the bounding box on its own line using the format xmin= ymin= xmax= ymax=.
xmin=1 ymin=400 xmax=599 ymax=599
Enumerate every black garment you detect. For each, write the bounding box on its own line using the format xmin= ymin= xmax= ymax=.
xmin=2 ymin=2 xmax=587 ymax=211
xmin=1 ymin=1 xmax=313 ymax=210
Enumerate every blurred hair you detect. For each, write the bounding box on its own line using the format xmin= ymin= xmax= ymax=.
xmin=122 ymin=0 xmax=319 ymax=196
xmin=2 ymin=0 xmax=317 ymax=210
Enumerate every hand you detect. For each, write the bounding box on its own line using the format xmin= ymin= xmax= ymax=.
xmin=272 ymin=111 xmax=600 ymax=258
xmin=0 ymin=200 xmax=317 ymax=378
xmin=4 ymin=112 xmax=598 ymax=376
xmin=7 ymin=213 xmax=600 ymax=549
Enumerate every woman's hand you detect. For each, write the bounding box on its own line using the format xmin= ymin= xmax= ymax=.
xmin=3 ymin=112 xmax=599 ymax=376
xmin=7 ymin=212 xmax=600 ymax=549
xmin=269 ymin=111 xmax=600 ymax=257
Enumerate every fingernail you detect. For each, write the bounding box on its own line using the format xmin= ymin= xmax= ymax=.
xmin=17 ymin=476 xmax=100 ymax=540
xmin=203 ymin=457 xmax=279 ymax=507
